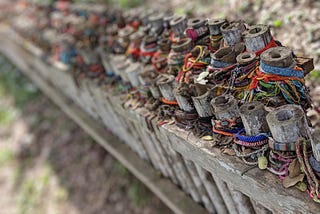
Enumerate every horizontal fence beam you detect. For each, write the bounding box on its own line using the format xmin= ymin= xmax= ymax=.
xmin=1 ymin=24 xmax=319 ymax=214
xmin=0 ymin=26 xmax=207 ymax=214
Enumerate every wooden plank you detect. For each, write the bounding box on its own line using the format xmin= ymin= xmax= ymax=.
xmin=0 ymin=33 xmax=207 ymax=214
xmin=2 ymin=25 xmax=320 ymax=214
xmin=162 ymin=123 xmax=319 ymax=213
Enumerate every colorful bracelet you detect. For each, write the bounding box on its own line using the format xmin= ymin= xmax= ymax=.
xmin=268 ymin=137 xmax=296 ymax=152
xmin=234 ymin=138 xmax=268 ymax=148
xmin=260 ymin=61 xmax=304 ymax=78
xmin=236 ymin=129 xmax=269 ymax=143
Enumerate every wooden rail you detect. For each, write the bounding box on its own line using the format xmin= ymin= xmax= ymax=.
xmin=1 ymin=25 xmax=319 ymax=214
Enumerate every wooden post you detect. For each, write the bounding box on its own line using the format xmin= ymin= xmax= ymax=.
xmin=194 ymin=164 xmax=228 ymax=214
xmin=210 ymin=173 xmax=239 ymax=214
xmin=260 ymin=46 xmax=294 ymax=68
xmin=266 ymin=104 xmax=310 ymax=143
xmin=174 ymin=83 xmax=195 ymax=112
xmin=236 ymin=52 xmax=256 ymax=65
xmin=250 ymin=199 xmax=272 ymax=214
xmin=211 ymin=46 xmax=237 ymax=65
xmin=185 ymin=18 xmax=209 ymax=42
xmin=172 ymin=37 xmax=193 ymax=53
xmin=170 ymin=14 xmax=188 ymax=38
xmin=156 ymin=74 xmax=177 ymax=101
xmin=149 ymin=81 xmax=161 ymax=99
xmin=311 ymin=129 xmax=320 ymax=162
xmin=211 ymin=95 xmax=239 ymax=120
xmin=220 ymin=20 xmax=246 ymax=46
xmin=243 ymin=24 xmax=272 ymax=53
xmin=137 ymin=65 xmax=155 ymax=98
xmin=192 ymin=91 xmax=213 ymax=118
xmin=208 ymin=19 xmax=227 ymax=36
xmin=183 ymin=159 xmax=216 ymax=213
xmin=228 ymin=186 xmax=255 ymax=214
xmin=99 ymin=50 xmax=113 ymax=74
xmin=239 ymin=101 xmax=269 ymax=136
xmin=126 ymin=61 xmax=141 ymax=87
xmin=149 ymin=12 xmax=164 ymax=34
xmin=111 ymin=55 xmax=130 ymax=81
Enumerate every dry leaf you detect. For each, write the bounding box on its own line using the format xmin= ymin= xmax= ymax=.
xmin=222 ymin=148 xmax=236 ymax=156
xmin=288 ymin=158 xmax=301 ymax=178
xmin=201 ymin=135 xmax=213 ymax=141
xmin=244 ymin=149 xmax=251 ymax=155
xmin=258 ymin=156 xmax=268 ymax=170
xmin=283 ymin=173 xmax=305 ymax=188
xmin=295 ymin=182 xmax=307 ymax=192
xmin=167 ymin=120 xmax=175 ymax=125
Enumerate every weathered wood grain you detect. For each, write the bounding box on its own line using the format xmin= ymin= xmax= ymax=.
xmin=2 ymin=25 xmax=320 ymax=214
xmin=0 ymin=34 xmax=207 ymax=214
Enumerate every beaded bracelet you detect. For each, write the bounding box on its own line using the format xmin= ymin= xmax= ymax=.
xmin=268 ymin=137 xmax=296 ymax=152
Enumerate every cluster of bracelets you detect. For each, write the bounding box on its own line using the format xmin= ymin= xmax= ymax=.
xmin=6 ymin=0 xmax=320 ymax=204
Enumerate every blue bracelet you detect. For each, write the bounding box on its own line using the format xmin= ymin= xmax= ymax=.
xmin=210 ymin=58 xmax=233 ymax=68
xmin=236 ymin=129 xmax=269 ymax=143
xmin=260 ymin=62 xmax=304 ymax=78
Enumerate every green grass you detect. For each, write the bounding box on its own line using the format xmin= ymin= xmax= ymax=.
xmin=128 ymin=180 xmax=149 ymax=207
xmin=0 ymin=107 xmax=16 ymax=126
xmin=113 ymin=161 xmax=129 ymax=176
xmin=0 ymin=148 xmax=15 ymax=166
xmin=109 ymin=0 xmax=143 ymax=8
xmin=18 ymin=163 xmax=53 ymax=214
xmin=113 ymin=161 xmax=149 ymax=207
xmin=310 ymin=70 xmax=320 ymax=79
xmin=0 ymin=54 xmax=39 ymax=110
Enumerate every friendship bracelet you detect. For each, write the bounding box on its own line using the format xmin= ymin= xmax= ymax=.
xmin=236 ymin=129 xmax=269 ymax=143
xmin=212 ymin=127 xmax=235 ymax=137
xmin=210 ymin=58 xmax=233 ymax=68
xmin=161 ymin=97 xmax=178 ymax=105
xmin=260 ymin=61 xmax=304 ymax=78
xmin=268 ymin=137 xmax=296 ymax=151
xmin=234 ymin=138 xmax=268 ymax=147
xmin=233 ymin=144 xmax=268 ymax=158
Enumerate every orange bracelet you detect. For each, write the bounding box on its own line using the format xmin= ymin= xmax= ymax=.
xmin=212 ymin=127 xmax=235 ymax=137
xmin=161 ymin=97 xmax=178 ymax=105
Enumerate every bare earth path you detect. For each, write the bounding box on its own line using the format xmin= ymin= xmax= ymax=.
xmin=0 ymin=89 xmax=172 ymax=214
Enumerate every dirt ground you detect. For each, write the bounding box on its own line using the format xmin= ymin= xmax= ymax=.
xmin=0 ymin=57 xmax=172 ymax=214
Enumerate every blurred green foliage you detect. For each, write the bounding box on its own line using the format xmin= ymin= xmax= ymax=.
xmin=128 ymin=180 xmax=149 ymax=207
xmin=0 ymin=54 xmax=39 ymax=109
xmin=0 ymin=148 xmax=14 ymax=166
xmin=113 ymin=161 xmax=129 ymax=176
xmin=309 ymin=70 xmax=320 ymax=81
xmin=27 ymin=0 xmax=155 ymax=9
xmin=0 ymin=107 xmax=15 ymax=126
xmin=114 ymin=0 xmax=144 ymax=8
xmin=17 ymin=163 xmax=54 ymax=214
xmin=273 ymin=20 xmax=282 ymax=28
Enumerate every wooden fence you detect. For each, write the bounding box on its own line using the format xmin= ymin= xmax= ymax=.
xmin=0 ymin=25 xmax=319 ymax=214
